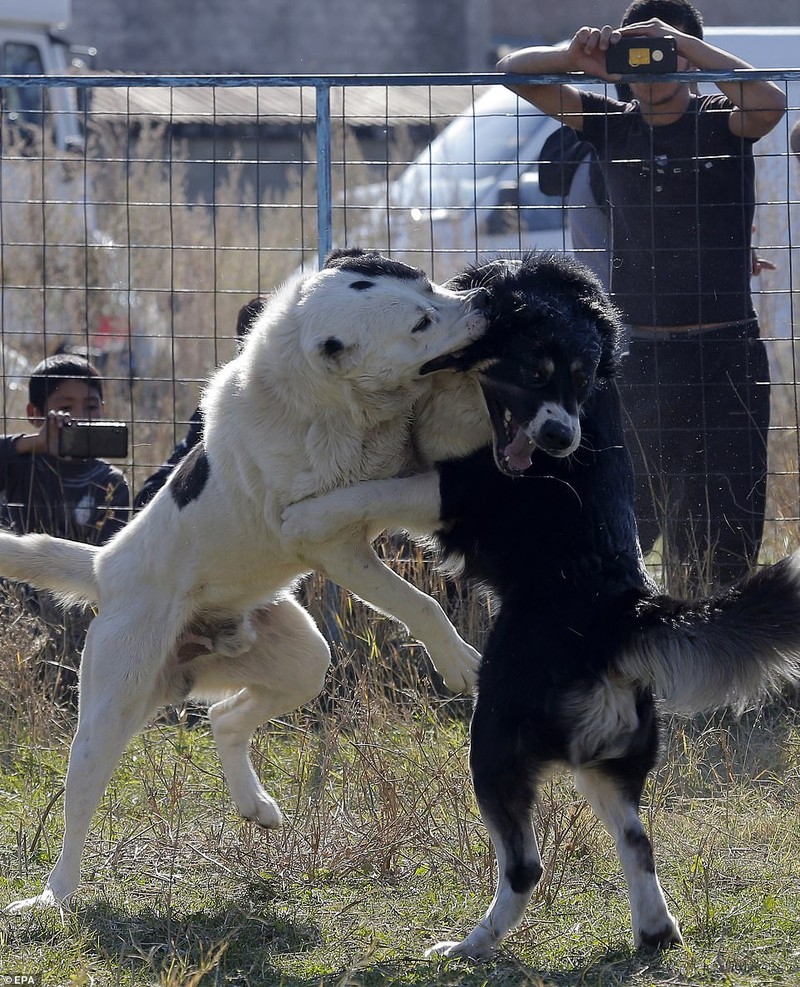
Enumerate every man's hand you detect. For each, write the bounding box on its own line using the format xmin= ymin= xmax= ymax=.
xmin=568 ymin=25 xmax=623 ymax=80
xmin=752 ymin=250 xmax=776 ymax=276
xmin=618 ymin=17 xmax=683 ymax=45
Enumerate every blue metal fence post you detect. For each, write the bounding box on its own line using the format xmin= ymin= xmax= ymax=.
xmin=316 ymin=83 xmax=332 ymax=267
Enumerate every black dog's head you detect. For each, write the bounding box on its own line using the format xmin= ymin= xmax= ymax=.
xmin=421 ymin=252 xmax=624 ymax=475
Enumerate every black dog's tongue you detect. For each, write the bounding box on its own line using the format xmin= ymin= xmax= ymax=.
xmin=504 ymin=424 xmax=535 ymax=471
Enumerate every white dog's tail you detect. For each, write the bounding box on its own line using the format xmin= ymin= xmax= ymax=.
xmin=0 ymin=531 xmax=100 ymax=606
xmin=617 ymin=551 xmax=800 ymax=714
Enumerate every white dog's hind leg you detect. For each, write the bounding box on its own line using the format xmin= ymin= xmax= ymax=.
xmin=208 ymin=686 xmax=285 ymax=828
xmin=207 ymin=597 xmax=330 ymax=827
xmin=6 ymin=618 xmax=159 ymax=913
xmin=314 ymin=541 xmax=479 ymax=693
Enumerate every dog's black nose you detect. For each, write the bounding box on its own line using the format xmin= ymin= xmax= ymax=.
xmin=540 ymin=419 xmax=575 ymax=452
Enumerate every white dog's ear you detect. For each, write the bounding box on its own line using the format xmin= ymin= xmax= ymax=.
xmin=319 ymin=336 xmax=358 ymax=370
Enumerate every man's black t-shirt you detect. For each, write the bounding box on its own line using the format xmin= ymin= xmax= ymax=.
xmin=580 ymin=91 xmax=757 ymax=326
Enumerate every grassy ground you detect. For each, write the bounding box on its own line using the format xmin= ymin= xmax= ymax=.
xmin=2 ymin=100 xmax=799 ymax=987
xmin=1 ymin=574 xmax=799 ymax=987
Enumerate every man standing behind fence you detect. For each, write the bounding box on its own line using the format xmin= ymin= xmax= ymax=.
xmin=498 ymin=0 xmax=785 ymax=592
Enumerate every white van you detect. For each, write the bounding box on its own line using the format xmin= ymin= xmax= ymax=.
xmin=0 ymin=0 xmax=97 ymax=236
xmin=347 ymin=85 xmax=570 ymax=278
xmin=0 ymin=0 xmax=85 ymax=152
xmin=359 ymin=26 xmax=800 ymax=284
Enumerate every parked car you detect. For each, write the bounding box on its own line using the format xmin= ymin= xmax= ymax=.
xmin=341 ymin=84 xmax=572 ymax=279
xmin=0 ymin=0 xmax=86 ymax=152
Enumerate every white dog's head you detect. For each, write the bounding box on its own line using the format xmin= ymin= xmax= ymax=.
xmin=294 ymin=248 xmax=486 ymax=391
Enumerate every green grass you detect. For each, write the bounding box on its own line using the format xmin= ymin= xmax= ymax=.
xmin=1 ymin=585 xmax=799 ymax=986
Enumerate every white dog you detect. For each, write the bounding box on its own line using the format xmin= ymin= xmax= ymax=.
xmin=1 ymin=248 xmax=486 ymax=913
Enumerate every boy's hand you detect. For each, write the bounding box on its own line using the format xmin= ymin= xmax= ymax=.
xmin=21 ymin=411 xmax=73 ymax=457
xmin=43 ymin=411 xmax=74 ymax=456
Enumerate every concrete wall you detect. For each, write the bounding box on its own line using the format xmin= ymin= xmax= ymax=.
xmin=64 ymin=0 xmax=490 ymax=74
xmin=63 ymin=0 xmax=797 ymax=75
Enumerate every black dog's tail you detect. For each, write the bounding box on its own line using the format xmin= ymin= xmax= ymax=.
xmin=617 ymin=552 xmax=800 ymax=714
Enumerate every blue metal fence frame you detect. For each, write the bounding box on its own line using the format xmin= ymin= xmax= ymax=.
xmin=4 ymin=68 xmax=799 ymax=268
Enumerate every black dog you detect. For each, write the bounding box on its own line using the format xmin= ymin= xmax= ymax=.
xmin=289 ymin=252 xmax=800 ymax=958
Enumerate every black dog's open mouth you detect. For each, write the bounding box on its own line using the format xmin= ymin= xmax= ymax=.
xmin=486 ymin=395 xmax=535 ymax=475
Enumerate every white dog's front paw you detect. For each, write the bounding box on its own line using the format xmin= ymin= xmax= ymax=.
xmin=282 ymin=498 xmax=351 ymax=542
xmin=287 ymin=471 xmax=320 ymax=506
xmin=6 ymin=887 xmax=67 ymax=915
xmin=434 ymin=642 xmax=481 ymax=694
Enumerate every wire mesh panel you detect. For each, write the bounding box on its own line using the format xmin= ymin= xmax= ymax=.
xmin=0 ymin=78 xmax=321 ymax=495
xmin=0 ymin=70 xmax=799 ymax=580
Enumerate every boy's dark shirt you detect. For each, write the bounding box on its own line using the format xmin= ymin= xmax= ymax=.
xmin=133 ymin=407 xmax=204 ymax=510
xmin=579 ymin=91 xmax=757 ymax=326
xmin=0 ymin=435 xmax=129 ymax=545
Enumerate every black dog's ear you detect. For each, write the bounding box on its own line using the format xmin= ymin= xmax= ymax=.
xmin=446 ymin=257 xmax=511 ymax=294
xmin=323 ymin=247 xmax=367 ymax=269
xmin=588 ymin=297 xmax=625 ymax=379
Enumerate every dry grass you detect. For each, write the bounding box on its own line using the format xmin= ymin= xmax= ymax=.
xmin=1 ymin=553 xmax=799 ymax=986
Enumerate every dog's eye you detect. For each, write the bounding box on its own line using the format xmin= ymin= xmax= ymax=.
xmin=349 ymin=280 xmax=374 ymax=291
xmin=529 ymin=367 xmax=548 ymax=386
xmin=412 ymin=314 xmax=432 ymax=333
